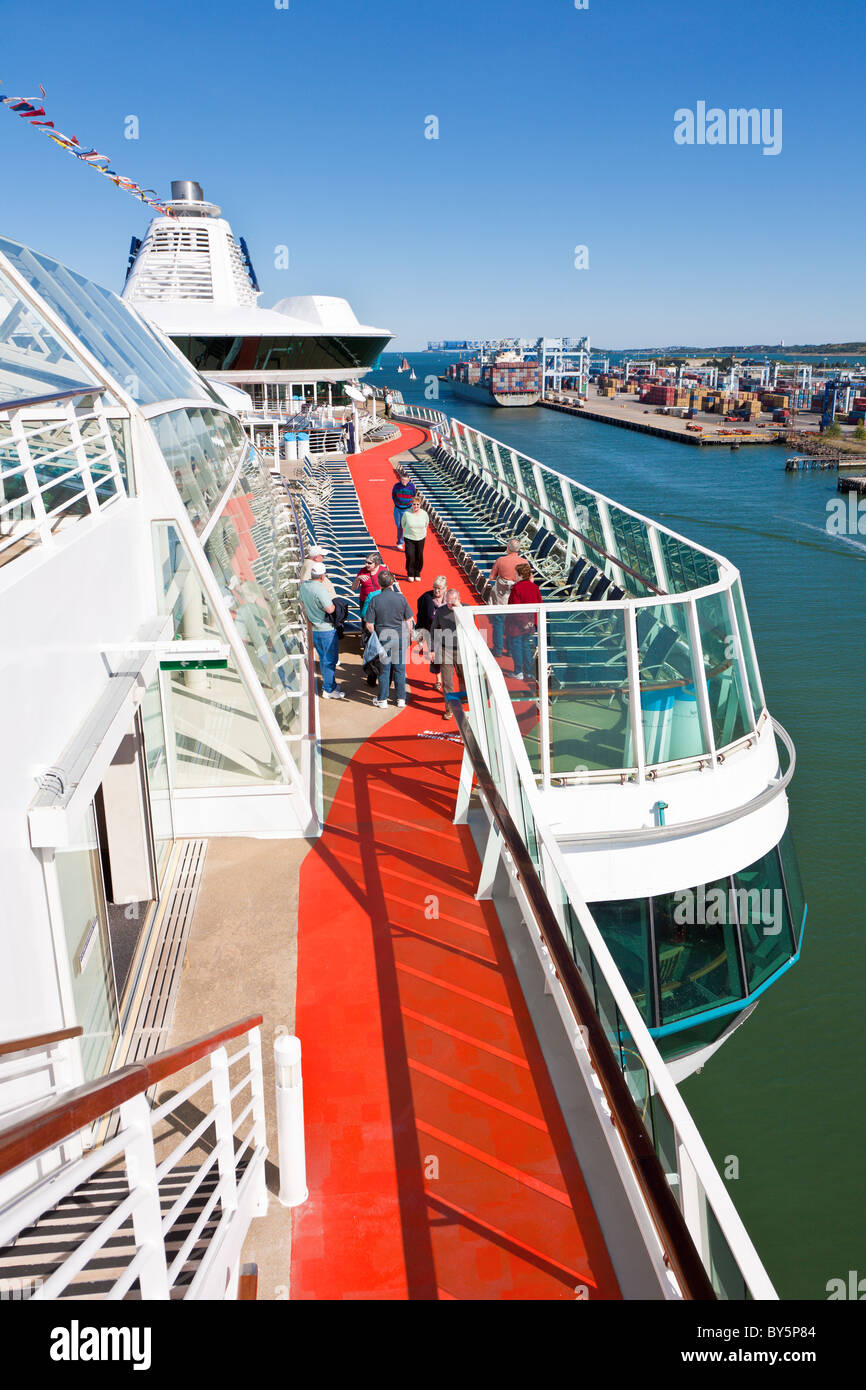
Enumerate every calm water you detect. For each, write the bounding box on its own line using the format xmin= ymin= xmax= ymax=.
xmin=377 ymin=352 xmax=866 ymax=1300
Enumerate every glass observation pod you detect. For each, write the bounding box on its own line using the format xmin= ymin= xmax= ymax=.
xmin=399 ymin=406 xmax=806 ymax=1082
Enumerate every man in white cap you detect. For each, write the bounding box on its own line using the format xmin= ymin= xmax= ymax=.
xmin=299 ymin=563 xmax=344 ymax=699
xmin=300 ymin=544 xmax=336 ymax=598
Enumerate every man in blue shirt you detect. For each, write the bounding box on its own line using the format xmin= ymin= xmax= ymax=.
xmin=391 ymin=470 xmax=416 ymax=549
xmin=299 ymin=562 xmax=345 ymax=699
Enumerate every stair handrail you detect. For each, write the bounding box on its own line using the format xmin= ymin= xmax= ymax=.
xmin=0 ymin=1026 xmax=82 ymax=1058
xmin=0 ymin=1014 xmax=263 ymax=1179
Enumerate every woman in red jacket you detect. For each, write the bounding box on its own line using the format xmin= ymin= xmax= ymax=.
xmin=505 ymin=563 xmax=542 ymax=679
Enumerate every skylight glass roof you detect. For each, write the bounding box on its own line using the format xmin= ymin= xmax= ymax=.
xmin=0 ymin=263 xmax=98 ymax=404
xmin=0 ymin=237 xmax=219 ymax=408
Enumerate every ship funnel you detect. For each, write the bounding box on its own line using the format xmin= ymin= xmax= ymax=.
xmin=171 ymin=180 xmax=204 ymax=202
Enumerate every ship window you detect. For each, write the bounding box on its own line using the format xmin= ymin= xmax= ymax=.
xmin=653 ymin=880 xmax=743 ymax=1024
xmin=731 ymin=578 xmax=766 ymax=722
xmin=733 ymin=846 xmax=795 ymax=990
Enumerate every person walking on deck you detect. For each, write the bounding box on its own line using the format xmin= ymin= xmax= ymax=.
xmin=487 ymin=537 xmax=524 ymax=656
xmin=416 ymin=574 xmax=448 ymax=689
xmin=391 ymin=469 xmax=416 ymax=549
xmin=299 ymin=563 xmax=345 ymax=699
xmin=402 ymin=495 xmax=429 ymax=581
xmin=365 ymin=570 xmax=414 ymax=708
xmin=353 ymin=551 xmax=385 ymax=623
xmin=430 ymin=588 xmax=464 ymax=719
xmin=506 ymin=562 xmax=542 ymax=680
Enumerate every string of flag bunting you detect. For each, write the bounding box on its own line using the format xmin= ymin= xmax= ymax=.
xmin=0 ymin=84 xmax=175 ymax=216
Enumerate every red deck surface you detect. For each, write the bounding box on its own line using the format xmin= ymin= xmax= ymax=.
xmin=292 ymin=424 xmax=620 ymax=1300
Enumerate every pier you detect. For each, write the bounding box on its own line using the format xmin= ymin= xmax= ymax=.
xmin=539 ymin=395 xmax=780 ymax=447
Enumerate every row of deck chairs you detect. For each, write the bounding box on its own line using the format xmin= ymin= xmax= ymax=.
xmin=295 ymin=455 xmax=378 ymax=632
xmin=408 ymin=444 xmax=627 ymax=605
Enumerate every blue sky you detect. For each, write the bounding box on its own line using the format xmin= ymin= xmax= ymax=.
xmin=1 ymin=0 xmax=863 ymax=348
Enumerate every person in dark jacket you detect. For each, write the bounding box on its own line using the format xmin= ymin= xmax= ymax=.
xmin=430 ymin=588 xmax=463 ymax=718
xmin=416 ymin=574 xmax=448 ymax=688
xmin=391 ymin=470 xmax=417 ymax=549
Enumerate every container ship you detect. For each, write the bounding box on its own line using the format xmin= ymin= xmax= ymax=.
xmin=0 ymin=187 xmax=805 ymax=1304
xmin=447 ymin=349 xmax=541 ymax=406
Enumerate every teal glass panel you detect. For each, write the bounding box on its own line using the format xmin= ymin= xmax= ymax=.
xmin=566 ymin=483 xmax=608 ymax=556
xmin=778 ymin=824 xmax=806 ymax=940
xmin=637 ymin=601 xmax=706 ymax=765
xmin=608 ymin=507 xmax=658 ymax=593
xmin=707 ymin=1203 xmax=748 ymax=1300
xmin=546 ymin=608 xmax=632 ymax=772
xmin=56 ymin=806 xmax=118 ymax=1081
xmin=150 ymin=407 xmax=246 ymax=533
xmin=660 ymin=530 xmax=720 ymax=594
xmin=649 ymin=1093 xmax=680 ymax=1200
xmin=0 ymin=237 xmax=218 ymax=407
xmin=653 ymin=880 xmax=744 ymax=1024
xmin=153 ymin=521 xmax=288 ymax=788
xmin=731 ymin=578 xmax=765 ymax=721
xmin=734 ymin=847 xmax=796 ymax=989
xmin=590 ymin=899 xmax=654 ymax=1025
xmin=594 ymin=970 xmax=623 ymax=1067
xmin=539 ymin=472 xmax=571 ymax=539
xmin=695 ymin=591 xmax=752 ymax=748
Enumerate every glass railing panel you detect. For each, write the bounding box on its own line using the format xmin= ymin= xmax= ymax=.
xmin=593 ymin=969 xmax=624 ymax=1068
xmin=653 ymin=882 xmax=744 ymax=1024
xmin=539 ymin=471 xmax=572 ymax=539
xmin=731 ymin=578 xmax=765 ymax=720
xmin=564 ymin=482 xmax=608 ymax=555
xmin=590 ymin=899 xmax=655 ymax=1025
xmin=153 ymin=520 xmax=288 ymax=788
xmin=695 ymin=590 xmax=753 ymax=748
xmin=659 ymin=531 xmax=720 ymax=595
xmin=546 ymin=608 xmax=632 ymax=773
xmin=707 ymin=1203 xmax=748 ymax=1300
xmin=515 ymin=453 xmax=540 ymax=508
xmin=648 ymin=1092 xmax=680 ymax=1202
xmin=637 ymin=600 xmax=707 ymax=765
xmin=608 ymin=506 xmax=658 ymax=591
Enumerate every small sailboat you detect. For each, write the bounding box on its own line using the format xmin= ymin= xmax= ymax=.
xmin=398 ymin=355 xmax=410 ymax=374
xmin=410 ymin=368 xmax=417 ymax=381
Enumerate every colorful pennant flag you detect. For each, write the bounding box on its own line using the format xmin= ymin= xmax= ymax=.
xmin=0 ymin=84 xmax=175 ymax=216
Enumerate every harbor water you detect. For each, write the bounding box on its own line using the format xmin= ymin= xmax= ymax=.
xmin=378 ymin=351 xmax=866 ymax=1301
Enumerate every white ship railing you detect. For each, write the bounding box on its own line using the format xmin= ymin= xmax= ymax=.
xmin=0 ymin=1017 xmax=267 ymax=1301
xmin=0 ymin=388 xmax=128 ymax=570
xmin=452 ymin=620 xmax=778 ymax=1300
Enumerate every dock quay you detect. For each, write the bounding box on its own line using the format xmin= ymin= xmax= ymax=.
xmin=837 ymin=473 xmax=866 ymax=494
xmin=785 ymin=456 xmax=841 ymax=471
xmin=538 ymin=395 xmax=780 ymax=447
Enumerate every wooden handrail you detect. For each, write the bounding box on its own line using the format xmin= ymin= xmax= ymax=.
xmin=142 ymin=1015 xmax=263 ymax=1088
xmin=0 ymin=1026 xmax=82 ymax=1058
xmin=0 ymin=1015 xmax=263 ymax=1179
xmin=450 ymin=701 xmax=716 ymax=1300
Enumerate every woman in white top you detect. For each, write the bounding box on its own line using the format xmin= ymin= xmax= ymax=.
xmin=401 ymin=495 xmax=430 ymax=581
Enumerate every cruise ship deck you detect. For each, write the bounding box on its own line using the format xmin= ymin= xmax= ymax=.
xmin=165 ymin=424 xmax=622 ymax=1299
